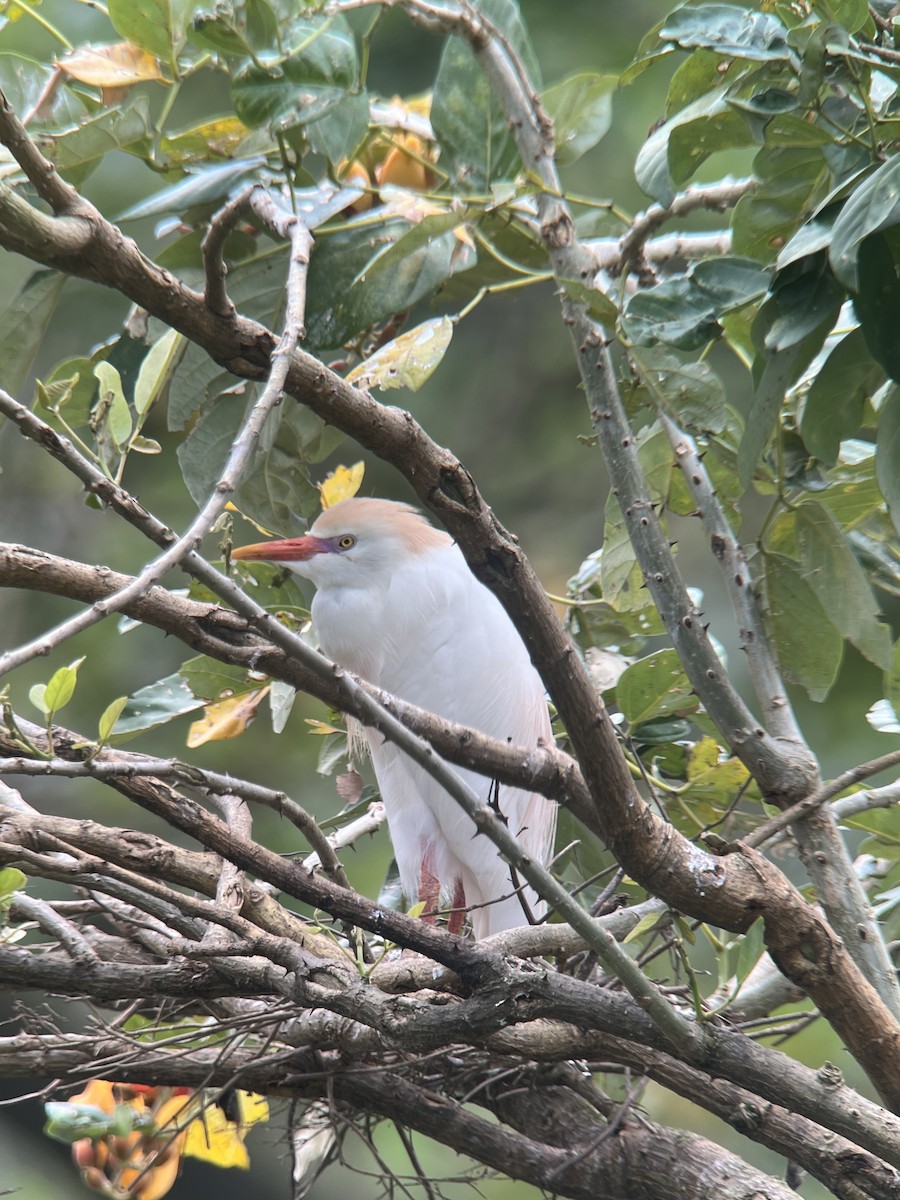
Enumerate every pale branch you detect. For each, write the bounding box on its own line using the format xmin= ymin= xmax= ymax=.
xmin=0 ymin=802 xmax=349 ymax=960
xmin=660 ymin=413 xmax=803 ymax=745
xmin=246 ymin=187 xmax=315 ymax=338
xmin=589 ymin=231 xmax=734 ymax=277
xmin=588 ymin=1034 xmax=900 ymax=1200
xmin=301 ymin=800 xmax=386 ymax=872
xmin=748 ymin=748 xmax=900 ymax=848
xmin=4 ymin=684 xmax=697 ymax=1051
xmin=205 ymin=792 xmax=254 ymax=949
xmin=833 ymin=780 xmax=900 ymax=821
xmin=10 ymin=892 xmax=98 ymax=964
xmin=0 ymin=1036 xmax=801 ymax=1200
xmin=6 ymin=915 xmax=900 ymax=1179
xmin=0 ymin=712 xmax=495 ymax=975
xmin=615 ymin=178 xmax=758 ymax=279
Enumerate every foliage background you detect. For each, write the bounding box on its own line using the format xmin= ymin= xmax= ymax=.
xmin=0 ymin=1 xmax=896 ymax=1197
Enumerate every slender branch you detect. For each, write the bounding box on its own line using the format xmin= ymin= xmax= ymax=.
xmin=0 ymin=85 xmax=93 ymax=213
xmin=0 ymin=802 xmax=340 ymax=956
xmin=589 ymin=231 xmax=735 ymax=277
xmin=832 ymin=780 xmax=900 ymax=821
xmin=10 ymin=892 xmax=98 ymax=964
xmin=302 ymin=801 xmax=386 ymax=871
xmin=660 ymin=413 xmax=803 ymax=745
xmin=748 ymin=749 xmax=900 ymax=848
xmin=0 ymin=749 xmax=350 ymax=887
xmin=201 ymin=185 xmax=255 ymax=317
xmin=616 ymin=179 xmax=757 ymax=278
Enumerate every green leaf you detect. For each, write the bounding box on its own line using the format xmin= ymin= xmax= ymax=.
xmin=795 ymin=503 xmax=890 ymax=669
xmin=98 ymin=696 xmax=129 ymax=743
xmin=854 ymin=233 xmax=900 ymax=384
xmin=886 ymin=638 xmax=900 ymax=711
xmin=543 ymin=73 xmax=616 ymax=166
xmin=830 ymin=156 xmax=900 ymax=290
xmin=118 ymin=157 xmax=267 ymax=222
xmin=635 ymin=90 xmax=753 ymax=206
xmin=29 ymin=683 xmax=49 ymax=716
xmin=36 ymin=97 xmax=153 ymax=185
xmin=304 ymin=89 xmax=370 ymax=165
xmin=134 ymin=328 xmax=185 ymax=417
xmin=305 ymin=220 xmax=466 ymax=350
xmin=232 ymin=16 xmax=358 ymax=132
xmin=732 ymin=148 xmax=828 ymax=263
xmin=179 ymin=655 xmax=254 ymax=702
xmin=598 ymin=503 xmax=645 ymax=613
xmin=660 ymin=5 xmax=793 ymax=62
xmin=113 ymin=673 xmax=206 ymax=738
xmin=346 ymin=317 xmax=453 ymax=392
xmin=177 ymin=394 xmax=338 ymax=532
xmin=629 ymin=345 xmax=731 ymax=436
xmin=557 ymin=277 xmax=619 ymax=327
xmin=617 ymin=648 xmax=699 ymax=725
xmin=43 ymin=658 xmax=85 ymax=716
xmin=876 ymin=384 xmax=900 ymax=538
xmin=0 ymin=867 xmax=26 ymax=904
xmin=623 ymin=257 xmax=768 ymax=349
xmin=800 ymin=327 xmax=883 ymax=465
xmin=431 ymin=0 xmax=538 ymax=189
xmin=739 ymin=275 xmax=841 ymax=485
xmin=0 ymin=271 xmax=66 ymax=398
xmin=93 ymin=361 xmax=133 ymax=450
xmin=763 ymin=553 xmax=844 ymax=700
xmin=0 ymin=53 xmax=85 ymax=129
xmin=108 ymin=0 xmax=188 ymax=67
xmin=734 ymin=916 xmax=766 ymax=986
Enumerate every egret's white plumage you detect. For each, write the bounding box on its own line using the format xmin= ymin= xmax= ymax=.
xmin=233 ymin=498 xmax=557 ymax=938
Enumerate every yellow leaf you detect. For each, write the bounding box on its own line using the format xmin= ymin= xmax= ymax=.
xmin=686 ymin=736 xmax=720 ymax=780
xmin=187 ymin=688 xmax=269 ymax=748
xmin=319 ymin=462 xmax=365 ymax=508
xmin=58 ymin=43 xmax=164 ymax=88
xmin=183 ymin=1108 xmax=249 ymax=1169
xmin=182 ymin=1092 xmax=269 ymax=1169
xmin=346 ymin=318 xmax=453 ymax=394
xmin=304 ymin=718 xmax=344 ymax=736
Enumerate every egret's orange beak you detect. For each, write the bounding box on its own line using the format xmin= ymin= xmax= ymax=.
xmin=231 ymin=536 xmax=328 ymax=562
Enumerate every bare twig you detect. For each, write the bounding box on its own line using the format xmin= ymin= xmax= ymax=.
xmin=747 ymin=749 xmax=900 ymax=848
xmin=9 ymin=893 xmax=98 ymax=964
xmin=616 ymin=179 xmax=757 ymax=279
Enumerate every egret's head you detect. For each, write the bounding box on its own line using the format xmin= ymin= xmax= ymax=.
xmin=231 ymin=497 xmax=449 ymax=589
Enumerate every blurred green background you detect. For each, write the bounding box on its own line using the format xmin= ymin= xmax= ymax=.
xmin=0 ymin=2 xmax=892 ymax=1197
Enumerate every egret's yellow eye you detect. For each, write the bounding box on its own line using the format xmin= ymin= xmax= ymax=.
xmin=338 ymin=535 xmax=356 ymax=550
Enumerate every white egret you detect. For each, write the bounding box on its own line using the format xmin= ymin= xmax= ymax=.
xmin=233 ymin=497 xmax=557 ymax=937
